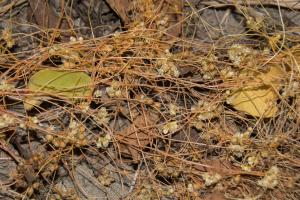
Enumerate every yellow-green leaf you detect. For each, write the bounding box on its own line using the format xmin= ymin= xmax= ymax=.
xmin=24 ymin=69 xmax=92 ymax=110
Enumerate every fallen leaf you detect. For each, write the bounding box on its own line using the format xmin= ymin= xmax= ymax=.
xmin=106 ymin=0 xmax=183 ymax=37
xmin=227 ymin=65 xmax=284 ymax=118
xmin=202 ymin=0 xmax=300 ymax=10
xmin=115 ymin=111 xmax=160 ymax=162
xmin=105 ymin=0 xmax=131 ymax=24
xmin=227 ymin=86 xmax=278 ymax=118
xmin=258 ymin=64 xmax=285 ymax=86
xmin=192 ymin=159 xmax=237 ymax=176
xmin=27 ymin=0 xmax=69 ymax=29
xmin=24 ymin=69 xmax=92 ymax=110
xmin=163 ymin=0 xmax=183 ymax=37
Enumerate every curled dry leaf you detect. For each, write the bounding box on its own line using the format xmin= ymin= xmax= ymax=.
xmin=24 ymin=69 xmax=93 ymax=110
xmin=115 ymin=111 xmax=160 ymax=162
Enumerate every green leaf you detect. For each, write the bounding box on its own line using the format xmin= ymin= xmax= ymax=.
xmin=25 ymin=69 xmax=92 ymax=110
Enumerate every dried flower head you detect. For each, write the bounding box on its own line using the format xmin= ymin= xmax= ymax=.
xmin=191 ymin=100 xmax=221 ymax=121
xmin=47 ymin=120 xmax=88 ymax=148
xmin=228 ymin=44 xmax=252 ymax=65
xmin=106 ymin=81 xmax=123 ymax=98
xmin=156 ymin=51 xmax=180 ymax=77
xmin=96 ymin=134 xmax=112 ymax=149
xmin=201 ymin=54 xmax=218 ymax=80
xmin=93 ymin=89 xmax=103 ymax=98
xmin=95 ymin=107 xmax=110 ymax=126
xmin=168 ymin=103 xmax=178 ymax=116
xmin=202 ymin=172 xmax=222 ymax=186
xmin=0 ymin=80 xmax=15 ymax=90
xmin=98 ymin=168 xmax=115 ymax=186
xmin=162 ymin=121 xmax=178 ymax=134
xmin=257 ymin=166 xmax=279 ymax=189
xmin=231 ymin=131 xmax=251 ymax=145
xmin=220 ymin=67 xmax=237 ymax=79
xmin=1 ymin=28 xmax=15 ymax=48
xmin=0 ymin=114 xmax=16 ymax=128
xmin=157 ymin=61 xmax=180 ymax=78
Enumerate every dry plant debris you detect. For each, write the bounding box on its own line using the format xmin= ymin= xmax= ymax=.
xmin=106 ymin=0 xmax=183 ymax=37
xmin=0 ymin=0 xmax=300 ymax=199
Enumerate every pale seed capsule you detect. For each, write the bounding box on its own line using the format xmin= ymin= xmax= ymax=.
xmin=46 ymin=134 xmax=54 ymax=141
xmin=78 ymin=133 xmax=85 ymax=140
xmin=154 ymin=102 xmax=161 ymax=109
xmin=59 ymin=141 xmax=66 ymax=148
xmin=81 ymin=139 xmax=88 ymax=146
xmin=145 ymin=98 xmax=154 ymax=105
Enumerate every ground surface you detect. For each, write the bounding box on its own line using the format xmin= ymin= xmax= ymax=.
xmin=0 ymin=0 xmax=300 ymax=199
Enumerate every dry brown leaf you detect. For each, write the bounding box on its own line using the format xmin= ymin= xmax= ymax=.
xmin=227 ymin=86 xmax=278 ymax=118
xmin=241 ymin=0 xmax=300 ymax=9
xmin=204 ymin=192 xmax=226 ymax=200
xmin=27 ymin=0 xmax=69 ymax=29
xmin=105 ymin=0 xmax=131 ymax=24
xmin=106 ymin=0 xmax=183 ymax=37
xmin=115 ymin=111 xmax=160 ymax=162
xmin=161 ymin=0 xmax=183 ymax=37
xmin=227 ymin=65 xmax=285 ymax=118
xmin=285 ymin=45 xmax=300 ymax=69
xmin=202 ymin=0 xmax=300 ymax=10
xmin=259 ymin=64 xmax=285 ymax=86
xmin=192 ymin=159 xmax=264 ymax=178
xmin=192 ymin=159 xmax=238 ymax=177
